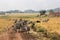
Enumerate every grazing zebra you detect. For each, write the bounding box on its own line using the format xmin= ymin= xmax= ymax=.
xmin=24 ymin=26 xmax=30 ymax=34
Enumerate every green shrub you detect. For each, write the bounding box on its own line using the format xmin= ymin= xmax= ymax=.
xmin=36 ymin=26 xmax=47 ymax=33
xmin=47 ymin=32 xmax=60 ymax=40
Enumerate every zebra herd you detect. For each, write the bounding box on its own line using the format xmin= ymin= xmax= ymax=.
xmin=8 ymin=19 xmax=35 ymax=33
xmin=8 ymin=18 xmax=49 ymax=33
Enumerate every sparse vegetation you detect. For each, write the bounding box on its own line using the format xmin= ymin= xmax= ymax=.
xmin=0 ymin=13 xmax=60 ymax=40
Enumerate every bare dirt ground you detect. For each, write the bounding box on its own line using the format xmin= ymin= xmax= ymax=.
xmin=0 ymin=29 xmax=37 ymax=40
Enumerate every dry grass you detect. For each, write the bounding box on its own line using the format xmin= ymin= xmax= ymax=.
xmin=35 ymin=17 xmax=60 ymax=34
xmin=0 ymin=19 xmax=14 ymax=32
xmin=0 ymin=13 xmax=60 ymax=34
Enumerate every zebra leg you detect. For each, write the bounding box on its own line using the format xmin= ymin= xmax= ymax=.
xmin=13 ymin=28 xmax=17 ymax=32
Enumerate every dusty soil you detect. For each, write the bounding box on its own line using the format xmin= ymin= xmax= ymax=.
xmin=0 ymin=30 xmax=37 ymax=40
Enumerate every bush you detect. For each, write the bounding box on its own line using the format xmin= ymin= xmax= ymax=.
xmin=36 ymin=26 xmax=47 ymax=33
xmin=47 ymin=32 xmax=60 ymax=40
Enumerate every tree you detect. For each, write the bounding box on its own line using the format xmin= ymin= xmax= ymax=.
xmin=49 ymin=9 xmax=54 ymax=13
xmin=40 ymin=10 xmax=46 ymax=16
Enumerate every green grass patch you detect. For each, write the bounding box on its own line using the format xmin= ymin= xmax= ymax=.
xmin=0 ymin=16 xmax=9 ymax=19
